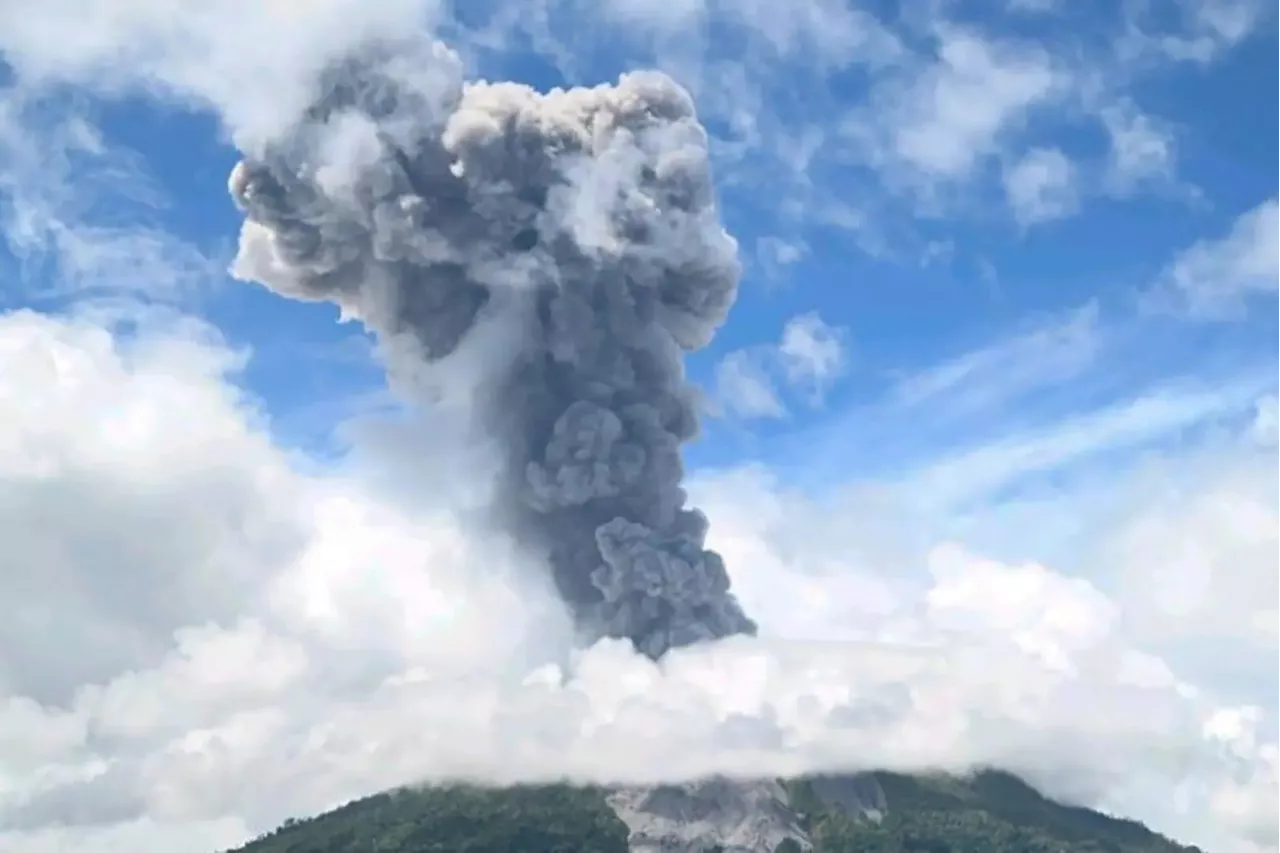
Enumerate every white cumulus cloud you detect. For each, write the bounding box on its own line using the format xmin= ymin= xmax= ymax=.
xmin=0 ymin=307 xmax=1271 ymax=852
xmin=1155 ymin=198 xmax=1279 ymax=319
xmin=713 ymin=312 xmax=847 ymax=420
xmin=1003 ymin=146 xmax=1080 ymax=226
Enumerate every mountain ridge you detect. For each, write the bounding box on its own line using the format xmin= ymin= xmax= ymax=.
xmin=227 ymin=769 xmax=1205 ymax=853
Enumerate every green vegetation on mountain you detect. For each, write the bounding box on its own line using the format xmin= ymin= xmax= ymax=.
xmin=781 ymin=772 xmax=1201 ymax=853
xmin=229 ymin=770 xmax=1203 ymax=853
xmin=229 ymin=784 xmax=630 ymax=853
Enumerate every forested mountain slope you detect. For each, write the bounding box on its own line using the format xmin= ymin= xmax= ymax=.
xmin=228 ymin=769 xmax=1203 ymax=853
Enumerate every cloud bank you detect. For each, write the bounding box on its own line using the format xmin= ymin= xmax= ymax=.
xmin=0 ymin=307 xmax=1274 ymax=853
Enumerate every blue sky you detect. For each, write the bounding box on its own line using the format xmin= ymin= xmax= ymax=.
xmin=5 ymin=0 xmax=1274 ymax=488
xmin=0 ymin=2 xmax=1277 ymax=851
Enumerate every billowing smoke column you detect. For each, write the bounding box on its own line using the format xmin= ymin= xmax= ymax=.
xmin=228 ymin=39 xmax=756 ymax=659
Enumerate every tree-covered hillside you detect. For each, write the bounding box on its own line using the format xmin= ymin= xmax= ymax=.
xmin=780 ymin=772 xmax=1202 ymax=853
xmin=228 ymin=771 xmax=1204 ymax=853
xmin=228 ymin=784 xmax=630 ymax=853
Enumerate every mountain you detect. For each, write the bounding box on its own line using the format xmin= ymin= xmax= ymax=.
xmin=227 ymin=770 xmax=1205 ymax=853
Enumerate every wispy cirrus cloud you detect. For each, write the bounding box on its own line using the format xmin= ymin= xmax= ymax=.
xmin=0 ymin=90 xmax=223 ymax=311
xmin=905 ymin=373 xmax=1274 ymax=510
xmin=889 ymin=304 xmax=1103 ymax=416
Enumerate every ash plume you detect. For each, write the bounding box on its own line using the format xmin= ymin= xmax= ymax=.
xmin=228 ymin=39 xmax=756 ymax=659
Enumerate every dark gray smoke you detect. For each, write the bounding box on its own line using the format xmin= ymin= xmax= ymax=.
xmin=227 ymin=39 xmax=755 ymax=659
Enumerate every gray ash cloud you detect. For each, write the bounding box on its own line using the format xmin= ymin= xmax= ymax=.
xmin=228 ymin=39 xmax=755 ymax=659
